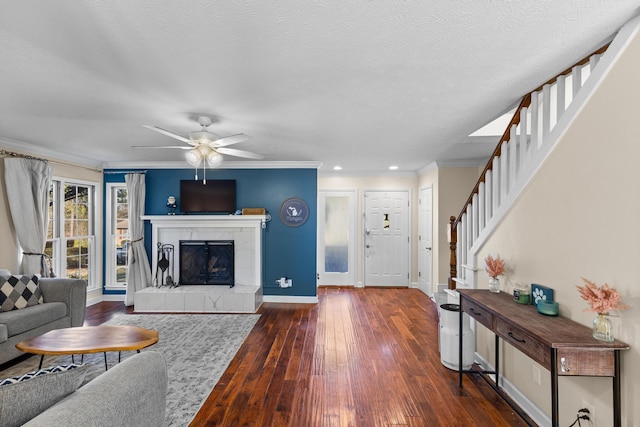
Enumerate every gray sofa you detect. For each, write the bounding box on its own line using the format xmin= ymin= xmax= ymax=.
xmin=23 ymin=351 xmax=168 ymax=427
xmin=0 ymin=278 xmax=87 ymax=365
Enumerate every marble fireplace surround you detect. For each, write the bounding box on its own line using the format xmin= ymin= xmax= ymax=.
xmin=141 ymin=215 xmax=266 ymax=287
xmin=136 ymin=215 xmax=266 ymax=313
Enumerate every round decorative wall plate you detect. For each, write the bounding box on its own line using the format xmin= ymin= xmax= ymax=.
xmin=279 ymin=197 xmax=309 ymax=227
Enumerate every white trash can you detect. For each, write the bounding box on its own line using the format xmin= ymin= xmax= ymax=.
xmin=439 ymin=303 xmax=474 ymax=370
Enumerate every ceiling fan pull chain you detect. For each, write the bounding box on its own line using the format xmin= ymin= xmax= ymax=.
xmin=203 ymin=159 xmax=207 ymax=184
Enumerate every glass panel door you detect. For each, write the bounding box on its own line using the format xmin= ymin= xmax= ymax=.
xmin=317 ymin=191 xmax=356 ymax=286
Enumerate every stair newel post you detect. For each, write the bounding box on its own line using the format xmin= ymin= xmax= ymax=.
xmin=448 ymin=216 xmax=457 ymax=289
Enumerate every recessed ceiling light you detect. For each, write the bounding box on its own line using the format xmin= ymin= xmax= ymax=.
xmin=389 ymin=165 xmax=399 ymax=170
xmin=333 ymin=166 xmax=343 ymax=170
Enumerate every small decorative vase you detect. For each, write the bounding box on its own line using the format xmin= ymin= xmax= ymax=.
xmin=488 ymin=277 xmax=500 ymax=293
xmin=593 ymin=313 xmax=614 ymax=342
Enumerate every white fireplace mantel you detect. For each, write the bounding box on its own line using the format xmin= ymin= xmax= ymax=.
xmin=141 ymin=214 xmax=267 ymax=229
xmin=141 ymin=215 xmax=266 ymax=288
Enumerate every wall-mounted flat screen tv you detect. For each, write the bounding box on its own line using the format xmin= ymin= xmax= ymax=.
xmin=180 ymin=179 xmax=236 ymax=214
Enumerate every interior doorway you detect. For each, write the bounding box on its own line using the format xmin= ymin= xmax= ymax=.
xmin=317 ymin=190 xmax=356 ymax=286
xmin=363 ymin=191 xmax=410 ymax=287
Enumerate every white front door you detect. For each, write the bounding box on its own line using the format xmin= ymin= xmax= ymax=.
xmin=418 ymin=187 xmax=433 ymax=295
xmin=363 ymin=191 xmax=410 ymax=287
xmin=317 ymin=191 xmax=356 ymax=286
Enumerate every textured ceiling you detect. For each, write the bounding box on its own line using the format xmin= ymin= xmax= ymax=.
xmin=1 ymin=1 xmax=638 ymax=173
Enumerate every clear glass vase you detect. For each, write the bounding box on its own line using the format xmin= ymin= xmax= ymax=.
xmin=488 ymin=277 xmax=500 ymax=293
xmin=593 ymin=313 xmax=614 ymax=342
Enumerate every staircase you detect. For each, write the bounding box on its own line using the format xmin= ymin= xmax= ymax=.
xmin=448 ymin=44 xmax=613 ymax=289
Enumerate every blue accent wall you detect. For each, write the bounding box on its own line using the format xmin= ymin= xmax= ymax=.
xmin=104 ymin=168 xmax=317 ymax=297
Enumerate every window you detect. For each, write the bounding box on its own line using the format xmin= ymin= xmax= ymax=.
xmin=106 ymin=184 xmax=129 ymax=288
xmin=45 ymin=179 xmax=97 ymax=289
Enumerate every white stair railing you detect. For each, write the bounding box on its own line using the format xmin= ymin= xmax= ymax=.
xmin=448 ymin=46 xmax=607 ymax=289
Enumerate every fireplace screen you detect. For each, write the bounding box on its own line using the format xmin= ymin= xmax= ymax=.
xmin=179 ymin=240 xmax=234 ymax=287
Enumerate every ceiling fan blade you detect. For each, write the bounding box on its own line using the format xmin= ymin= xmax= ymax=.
xmin=131 ymin=145 xmax=191 ymax=150
xmin=217 ymin=147 xmax=265 ymax=160
xmin=142 ymin=125 xmax=192 ymax=144
xmin=212 ymin=133 xmax=248 ymax=147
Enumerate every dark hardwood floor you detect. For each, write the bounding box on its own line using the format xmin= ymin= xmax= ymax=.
xmin=85 ymin=287 xmax=528 ymax=426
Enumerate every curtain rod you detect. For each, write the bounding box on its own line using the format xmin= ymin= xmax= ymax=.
xmin=0 ymin=149 xmax=46 ymax=161
xmin=103 ymin=170 xmax=147 ymax=175
xmin=0 ymin=149 xmax=103 ymax=174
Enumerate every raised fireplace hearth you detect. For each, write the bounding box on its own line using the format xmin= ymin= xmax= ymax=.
xmin=137 ymin=215 xmax=266 ymax=313
xmin=180 ymin=240 xmax=234 ymax=286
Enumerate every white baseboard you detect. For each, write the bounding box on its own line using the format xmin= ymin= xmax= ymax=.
xmin=262 ymin=295 xmax=319 ymax=304
xmin=473 ymin=353 xmax=550 ymax=427
xmin=86 ymin=288 xmax=104 ymax=306
xmin=101 ymin=293 xmax=126 ymax=302
xmin=417 ymin=284 xmax=432 ymax=297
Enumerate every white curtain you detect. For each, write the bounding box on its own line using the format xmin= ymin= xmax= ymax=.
xmin=125 ymin=173 xmax=152 ymax=306
xmin=3 ymin=158 xmax=53 ymax=276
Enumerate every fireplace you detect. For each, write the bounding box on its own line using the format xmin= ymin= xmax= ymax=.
xmin=179 ymin=240 xmax=235 ymax=287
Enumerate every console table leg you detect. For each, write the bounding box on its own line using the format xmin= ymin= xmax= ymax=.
xmin=551 ymin=348 xmax=559 ymax=427
xmin=494 ymin=335 xmax=500 ymax=387
xmin=104 ymin=352 xmax=108 ymax=370
xmin=458 ymin=304 xmax=463 ymax=388
xmin=38 ymin=355 xmax=44 ymax=370
xmin=613 ymin=350 xmax=621 ymax=427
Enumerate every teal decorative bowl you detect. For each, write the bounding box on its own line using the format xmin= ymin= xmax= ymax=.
xmin=537 ymin=300 xmax=559 ymax=316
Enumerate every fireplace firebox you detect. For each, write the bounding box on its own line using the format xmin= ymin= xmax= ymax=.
xmin=179 ymin=240 xmax=234 ymax=287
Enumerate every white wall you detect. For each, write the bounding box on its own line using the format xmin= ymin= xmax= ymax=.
xmin=476 ymin=25 xmax=640 ymax=426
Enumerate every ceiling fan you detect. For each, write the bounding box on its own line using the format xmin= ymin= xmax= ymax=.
xmin=136 ymin=116 xmax=264 ymax=171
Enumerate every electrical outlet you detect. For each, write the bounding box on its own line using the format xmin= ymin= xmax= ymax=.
xmin=581 ymin=400 xmax=595 ymax=424
xmin=532 ymin=364 xmax=541 ymax=385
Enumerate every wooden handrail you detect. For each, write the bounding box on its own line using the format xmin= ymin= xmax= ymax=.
xmin=531 ymin=45 xmax=609 ymax=93
xmin=451 ymin=93 xmax=531 ymax=231
xmin=448 ymin=43 xmax=609 ymax=289
xmin=451 ymin=45 xmax=609 ymax=232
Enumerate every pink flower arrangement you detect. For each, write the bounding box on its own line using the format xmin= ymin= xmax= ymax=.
xmin=576 ymin=278 xmax=629 ymax=314
xmin=484 ymin=255 xmax=505 ymax=279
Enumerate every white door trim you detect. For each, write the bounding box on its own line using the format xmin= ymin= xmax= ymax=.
xmin=418 ymin=186 xmax=433 ymax=296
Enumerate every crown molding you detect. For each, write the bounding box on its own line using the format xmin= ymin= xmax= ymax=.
xmin=436 ymin=158 xmax=488 ymax=168
xmin=318 ymin=169 xmax=418 ymax=178
xmin=417 ymin=161 xmax=439 ymax=175
xmin=102 ymin=160 xmax=322 ymax=170
xmin=0 ymin=136 xmax=103 ymax=169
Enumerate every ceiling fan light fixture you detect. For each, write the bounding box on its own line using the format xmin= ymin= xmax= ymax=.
xmin=185 ymin=148 xmax=203 ymax=167
xmin=206 ymin=151 xmax=223 ymax=168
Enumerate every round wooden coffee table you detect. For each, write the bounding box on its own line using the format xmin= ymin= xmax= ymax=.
xmin=16 ymin=325 xmax=159 ymax=370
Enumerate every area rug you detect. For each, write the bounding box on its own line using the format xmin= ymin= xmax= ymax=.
xmin=0 ymin=313 xmax=260 ymax=426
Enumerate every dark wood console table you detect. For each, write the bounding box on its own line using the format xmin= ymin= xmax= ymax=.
xmin=457 ymin=289 xmax=629 ymax=427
